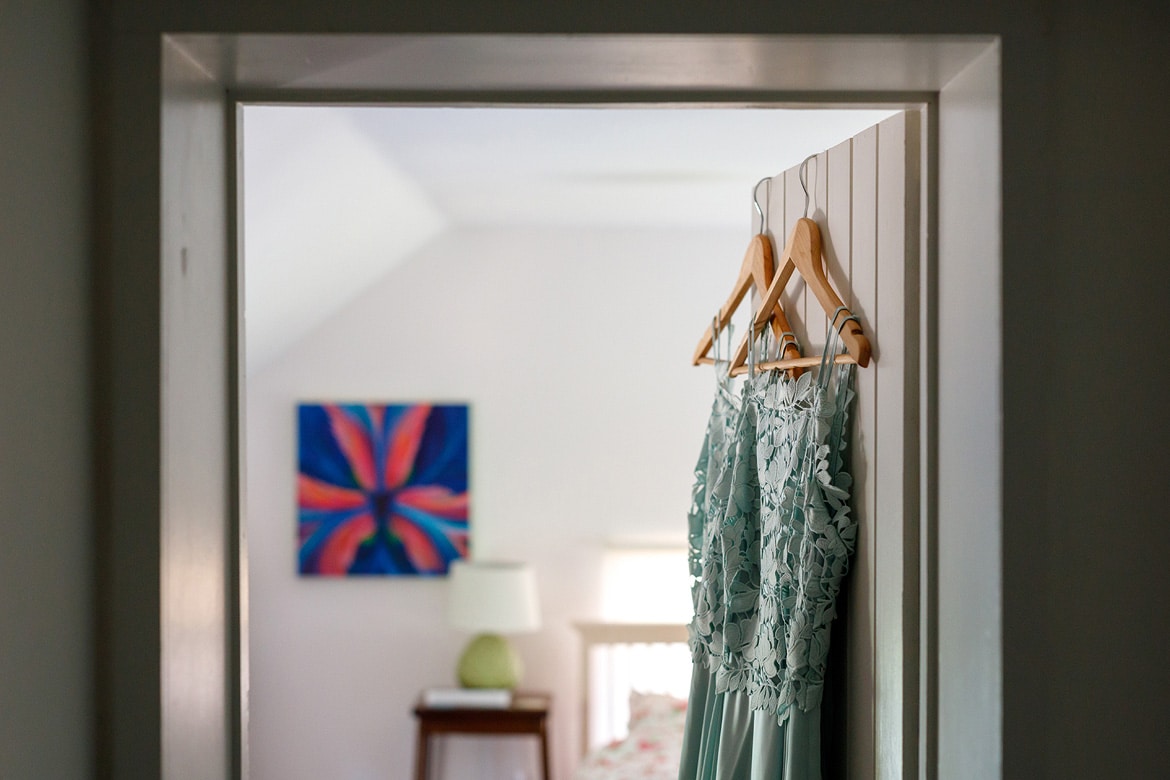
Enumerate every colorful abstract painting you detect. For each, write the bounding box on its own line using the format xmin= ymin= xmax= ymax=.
xmin=297 ymin=403 xmax=470 ymax=576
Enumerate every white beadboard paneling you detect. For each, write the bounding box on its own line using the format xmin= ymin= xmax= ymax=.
xmin=848 ymin=122 xmax=879 ymax=780
xmin=762 ymin=173 xmax=786 ymax=359
xmin=824 ymin=141 xmax=853 ymax=354
xmin=763 ymin=111 xmax=919 ymax=780
xmin=873 ymin=113 xmax=907 ymax=780
xmin=807 ymin=150 xmax=831 ymax=353
xmin=822 ymin=134 xmax=875 ymax=780
xmin=752 ymin=174 xmax=783 ymax=351
xmin=782 ymin=167 xmax=809 ymax=348
xmin=873 ymin=109 xmax=922 ymax=780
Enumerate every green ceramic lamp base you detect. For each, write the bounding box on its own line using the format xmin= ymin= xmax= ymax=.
xmin=457 ymin=633 xmax=523 ymax=689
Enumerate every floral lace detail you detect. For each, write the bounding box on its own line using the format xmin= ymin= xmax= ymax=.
xmin=686 ymin=376 xmax=740 ymax=670
xmin=687 ymin=353 xmax=857 ymax=725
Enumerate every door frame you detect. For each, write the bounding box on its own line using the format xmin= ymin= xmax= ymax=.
xmin=126 ymin=33 xmax=1002 ymax=780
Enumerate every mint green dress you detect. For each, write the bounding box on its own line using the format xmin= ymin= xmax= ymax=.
xmin=680 ymin=336 xmax=857 ymax=780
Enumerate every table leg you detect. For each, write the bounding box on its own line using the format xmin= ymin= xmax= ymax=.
xmin=414 ymin=727 xmax=429 ymax=780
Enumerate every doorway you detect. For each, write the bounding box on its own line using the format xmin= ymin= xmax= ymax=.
xmin=151 ymin=33 xmax=1001 ymax=780
xmin=239 ymin=104 xmax=899 ymax=779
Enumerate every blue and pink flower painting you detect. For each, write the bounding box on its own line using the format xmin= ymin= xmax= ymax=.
xmin=297 ymin=402 xmax=470 ymax=576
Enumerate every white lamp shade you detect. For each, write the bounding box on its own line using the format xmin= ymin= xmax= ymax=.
xmin=448 ymin=560 xmax=541 ymax=634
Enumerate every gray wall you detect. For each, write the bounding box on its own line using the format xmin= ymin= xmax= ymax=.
xmin=0 ymin=1 xmax=92 ymax=778
xmin=1000 ymin=4 xmax=1170 ymax=774
xmin=3 ymin=0 xmax=1168 ymax=778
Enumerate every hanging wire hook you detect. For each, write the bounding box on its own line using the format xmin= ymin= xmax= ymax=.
xmin=799 ymin=153 xmax=818 ymax=218
xmin=752 ymin=177 xmax=771 ymax=234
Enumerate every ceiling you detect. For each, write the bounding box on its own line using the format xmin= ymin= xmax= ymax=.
xmin=241 ymin=105 xmax=896 ymax=369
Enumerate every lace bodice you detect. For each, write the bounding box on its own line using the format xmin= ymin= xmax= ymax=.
xmin=688 ymin=353 xmax=857 ymax=724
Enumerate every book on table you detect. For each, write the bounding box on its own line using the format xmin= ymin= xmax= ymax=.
xmin=422 ymin=687 xmax=512 ymax=708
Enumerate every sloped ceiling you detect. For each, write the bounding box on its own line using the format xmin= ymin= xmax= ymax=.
xmin=242 ymin=105 xmax=896 ymax=370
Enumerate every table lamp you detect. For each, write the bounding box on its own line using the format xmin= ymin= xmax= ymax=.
xmin=448 ymin=560 xmax=541 ymax=689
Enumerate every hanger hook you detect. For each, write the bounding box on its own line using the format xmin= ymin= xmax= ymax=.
xmin=799 ymin=154 xmax=817 ymax=218
xmin=752 ymin=177 xmax=771 ymax=233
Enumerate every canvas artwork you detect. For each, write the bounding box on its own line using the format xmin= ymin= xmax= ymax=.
xmin=297 ymin=402 xmax=470 ymax=576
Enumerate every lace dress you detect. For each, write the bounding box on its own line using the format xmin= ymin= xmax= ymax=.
xmin=679 ymin=338 xmax=857 ymax=780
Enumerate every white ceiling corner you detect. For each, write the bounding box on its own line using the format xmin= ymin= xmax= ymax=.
xmin=242 ymin=106 xmax=448 ymax=370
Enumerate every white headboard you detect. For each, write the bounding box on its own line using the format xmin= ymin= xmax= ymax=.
xmin=573 ymin=621 xmax=691 ymax=754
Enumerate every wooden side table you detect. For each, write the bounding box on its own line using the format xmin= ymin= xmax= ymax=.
xmin=412 ymin=692 xmax=551 ymax=780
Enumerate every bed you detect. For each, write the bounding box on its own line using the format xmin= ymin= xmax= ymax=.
xmin=572 ymin=622 xmax=691 ymax=780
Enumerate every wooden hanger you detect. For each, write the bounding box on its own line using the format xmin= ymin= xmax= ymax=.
xmin=728 ymin=216 xmax=870 ymax=375
xmin=692 ymin=179 xmax=803 ymax=374
xmin=691 ymin=233 xmax=804 ymax=375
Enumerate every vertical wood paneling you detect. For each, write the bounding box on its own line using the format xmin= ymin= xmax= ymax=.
xmin=848 ymin=123 xmax=879 ymax=780
xmin=825 ymin=141 xmax=853 ymax=351
xmin=807 ymin=152 xmax=830 ymax=353
xmin=873 ymin=114 xmax=905 ymax=780
xmin=873 ymin=109 xmax=921 ymax=780
xmin=902 ymin=111 xmax=923 ymax=780
xmin=916 ymin=106 xmax=936 ymax=780
xmin=765 ymin=176 xmax=786 ymax=360
xmin=823 ymin=130 xmax=870 ymax=780
xmin=782 ymin=168 xmax=808 ymax=349
xmin=825 ymin=137 xmax=860 ymax=779
xmin=753 ymin=175 xmax=784 ymax=360
xmin=849 ymin=128 xmax=880 ymax=353
xmin=758 ymin=112 xmax=917 ymax=780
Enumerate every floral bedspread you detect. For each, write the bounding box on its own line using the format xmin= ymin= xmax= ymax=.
xmin=574 ymin=693 xmax=686 ymax=780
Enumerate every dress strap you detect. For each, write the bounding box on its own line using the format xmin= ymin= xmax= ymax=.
xmin=712 ymin=316 xmax=736 ymax=403
xmin=746 ymin=308 xmax=757 ymax=381
xmin=817 ymin=319 xmax=837 ymax=389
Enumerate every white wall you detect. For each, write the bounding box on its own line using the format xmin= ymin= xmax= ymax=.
xmin=0 ymin=1 xmax=92 ymax=777
xmin=246 ymin=226 xmax=741 ymax=779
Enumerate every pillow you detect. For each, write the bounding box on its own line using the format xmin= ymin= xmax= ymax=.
xmin=628 ymin=690 xmax=688 ymax=730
